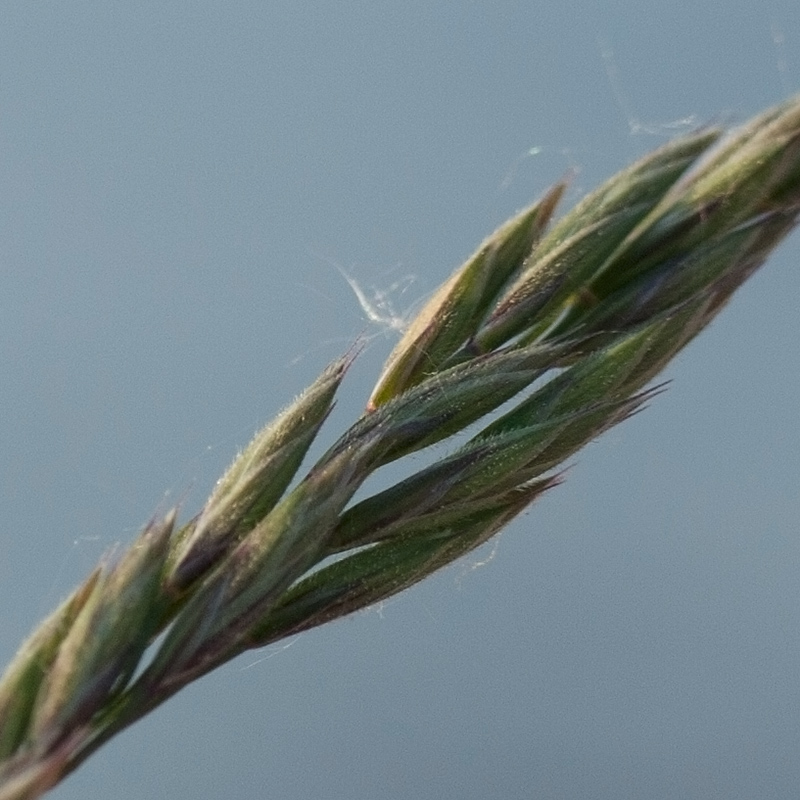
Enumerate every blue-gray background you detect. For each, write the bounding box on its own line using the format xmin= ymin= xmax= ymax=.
xmin=1 ymin=3 xmax=799 ymax=799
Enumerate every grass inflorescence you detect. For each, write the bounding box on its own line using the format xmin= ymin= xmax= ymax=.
xmin=2 ymin=95 xmax=800 ymax=799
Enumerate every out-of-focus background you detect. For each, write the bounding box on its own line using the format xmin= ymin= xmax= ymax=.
xmin=1 ymin=3 xmax=799 ymax=798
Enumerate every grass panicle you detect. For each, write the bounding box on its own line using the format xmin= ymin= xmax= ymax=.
xmin=2 ymin=96 xmax=800 ymax=800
